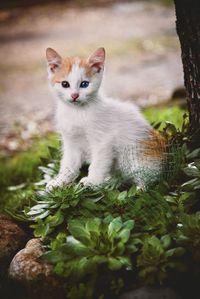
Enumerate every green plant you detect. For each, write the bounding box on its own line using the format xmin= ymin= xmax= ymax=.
xmin=27 ymin=184 xmax=104 ymax=237
xmin=137 ymin=235 xmax=185 ymax=284
xmin=177 ymin=212 xmax=200 ymax=262
xmin=40 ymin=216 xmax=138 ymax=298
xmin=42 ymin=217 xmax=137 ymax=278
xmin=5 ymin=112 xmax=200 ymax=298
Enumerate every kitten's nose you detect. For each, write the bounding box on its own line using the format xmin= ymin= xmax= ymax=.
xmin=71 ymin=93 xmax=79 ymax=101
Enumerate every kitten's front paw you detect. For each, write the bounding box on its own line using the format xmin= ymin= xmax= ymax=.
xmin=45 ymin=170 xmax=79 ymax=192
xmin=45 ymin=176 xmax=70 ymax=192
xmin=80 ymin=176 xmax=104 ymax=187
xmin=45 ymin=178 xmax=63 ymax=192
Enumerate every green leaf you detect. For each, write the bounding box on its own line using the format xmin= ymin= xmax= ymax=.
xmin=164 ymin=122 xmax=177 ymax=135
xmin=38 ymin=166 xmax=54 ymax=175
xmin=106 ymin=190 xmax=120 ymax=202
xmin=54 ymin=261 xmax=65 ymax=275
xmin=108 ymin=256 xmax=131 ymax=270
xmin=7 ymin=183 xmax=27 ymax=191
xmin=181 ymin=178 xmax=200 ymax=191
xmin=60 ymin=202 xmax=70 ymax=209
xmin=61 ymin=238 xmax=93 ymax=256
xmin=66 ymin=256 xmax=97 ymax=279
xmin=165 ymin=247 xmax=185 ymax=257
xmin=108 ymin=257 xmax=123 ymax=270
xmin=127 ymin=185 xmax=137 ymax=197
xmin=103 ymin=215 xmax=114 ymax=224
xmin=35 ymin=210 xmax=50 ymax=219
xmin=108 ymin=217 xmax=122 ymax=238
xmin=85 ymin=218 xmax=101 ymax=235
xmin=81 ymin=199 xmax=99 ymax=211
xmin=118 ymin=191 xmax=128 ymax=202
xmin=165 ymin=195 xmax=177 ymax=204
xmin=51 ymin=232 xmax=67 ymax=250
xmin=48 ymin=146 xmax=59 ymax=158
xmin=154 ymin=122 xmax=162 ymax=129
xmin=123 ymin=219 xmax=134 ymax=230
xmin=31 ymin=220 xmax=50 ymax=238
xmin=26 ymin=209 xmax=45 ymax=216
xmin=186 ymin=148 xmax=200 ymax=159
xmin=68 ymin=221 xmax=92 ymax=246
xmin=147 ymin=236 xmax=163 ymax=253
xmin=126 ymin=243 xmax=138 ymax=253
xmin=31 ymin=203 xmax=49 ymax=210
xmin=116 ymin=242 xmax=125 ymax=254
xmin=41 ymin=251 xmax=62 ymax=263
xmin=183 ymin=164 xmax=200 ymax=178
xmin=46 ymin=211 xmax=64 ymax=227
xmin=118 ymin=229 xmax=131 ymax=243
xmin=117 ymin=256 xmax=131 ymax=268
xmin=161 ymin=235 xmax=171 ymax=249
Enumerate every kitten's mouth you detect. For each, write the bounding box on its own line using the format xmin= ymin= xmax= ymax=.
xmin=69 ymin=99 xmax=81 ymax=105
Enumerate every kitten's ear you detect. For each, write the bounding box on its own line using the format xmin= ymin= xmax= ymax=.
xmin=87 ymin=47 xmax=105 ymax=72
xmin=46 ymin=48 xmax=62 ymax=73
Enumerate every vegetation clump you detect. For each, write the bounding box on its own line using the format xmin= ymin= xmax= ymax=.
xmin=4 ymin=111 xmax=200 ymax=298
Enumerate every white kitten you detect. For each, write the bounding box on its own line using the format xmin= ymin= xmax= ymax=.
xmin=45 ymin=47 xmax=166 ymax=191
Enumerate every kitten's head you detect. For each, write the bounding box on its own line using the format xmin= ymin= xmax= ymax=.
xmin=46 ymin=47 xmax=105 ymax=106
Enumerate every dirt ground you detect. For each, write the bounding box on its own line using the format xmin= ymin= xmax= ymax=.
xmin=0 ymin=0 xmax=183 ymax=142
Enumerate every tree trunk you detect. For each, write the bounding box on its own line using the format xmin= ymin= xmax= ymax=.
xmin=174 ymin=0 xmax=200 ymax=143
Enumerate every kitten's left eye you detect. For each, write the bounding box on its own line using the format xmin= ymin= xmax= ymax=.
xmin=80 ymin=81 xmax=89 ymax=88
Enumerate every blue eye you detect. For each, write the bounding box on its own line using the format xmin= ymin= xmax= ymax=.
xmin=80 ymin=81 xmax=89 ymax=88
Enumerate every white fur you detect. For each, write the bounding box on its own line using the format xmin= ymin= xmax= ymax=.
xmin=46 ymin=52 xmax=163 ymax=191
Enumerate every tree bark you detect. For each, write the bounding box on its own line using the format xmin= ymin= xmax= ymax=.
xmin=174 ymin=0 xmax=200 ymax=143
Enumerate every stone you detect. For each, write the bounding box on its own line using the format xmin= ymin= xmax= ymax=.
xmin=120 ymin=286 xmax=182 ymax=299
xmin=0 ymin=214 xmax=26 ymax=263
xmin=9 ymin=238 xmax=64 ymax=299
xmin=9 ymin=238 xmax=53 ymax=281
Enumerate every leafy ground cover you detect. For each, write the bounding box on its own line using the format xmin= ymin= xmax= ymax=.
xmin=0 ymin=133 xmax=59 ymax=212
xmin=3 ymin=105 xmax=200 ymax=298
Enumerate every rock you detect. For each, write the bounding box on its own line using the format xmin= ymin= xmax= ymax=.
xmin=120 ymin=286 xmax=182 ymax=299
xmin=9 ymin=238 xmax=52 ymax=281
xmin=9 ymin=238 xmax=64 ymax=299
xmin=0 ymin=214 xmax=26 ymax=263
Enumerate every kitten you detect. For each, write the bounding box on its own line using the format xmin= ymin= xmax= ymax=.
xmin=45 ymin=47 xmax=166 ymax=191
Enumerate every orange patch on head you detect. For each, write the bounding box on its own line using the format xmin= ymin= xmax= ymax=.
xmin=51 ymin=56 xmax=94 ymax=85
xmin=79 ymin=58 xmax=95 ymax=77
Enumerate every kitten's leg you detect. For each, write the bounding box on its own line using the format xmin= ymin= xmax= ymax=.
xmin=80 ymin=145 xmax=113 ymax=186
xmin=46 ymin=140 xmax=82 ymax=191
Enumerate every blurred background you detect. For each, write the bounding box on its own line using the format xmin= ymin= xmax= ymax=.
xmin=0 ymin=0 xmax=184 ymax=155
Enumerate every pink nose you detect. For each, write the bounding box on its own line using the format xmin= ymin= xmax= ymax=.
xmin=71 ymin=93 xmax=79 ymax=101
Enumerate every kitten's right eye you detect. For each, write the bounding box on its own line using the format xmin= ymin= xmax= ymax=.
xmin=61 ymin=81 xmax=70 ymax=88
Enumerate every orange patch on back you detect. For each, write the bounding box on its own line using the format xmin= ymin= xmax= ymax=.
xmin=51 ymin=56 xmax=94 ymax=85
xmin=140 ymin=129 xmax=167 ymax=159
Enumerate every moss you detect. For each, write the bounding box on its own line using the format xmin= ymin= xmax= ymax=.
xmin=0 ymin=133 xmax=59 ymax=212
